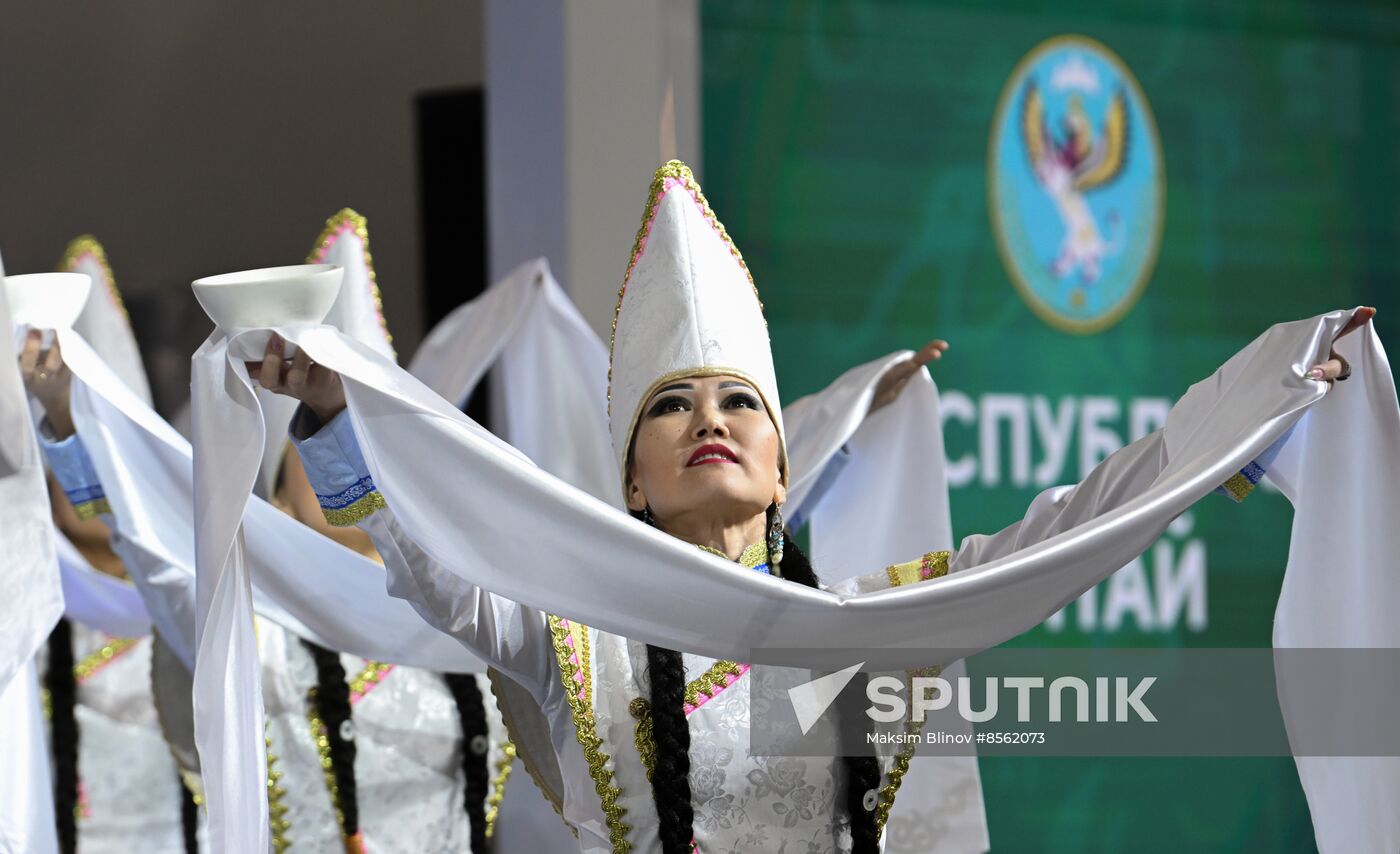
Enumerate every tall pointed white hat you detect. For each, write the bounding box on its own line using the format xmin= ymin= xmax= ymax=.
xmin=308 ymin=208 xmax=395 ymax=361
xmin=255 ymin=208 xmax=393 ymax=497
xmin=60 ymin=237 xmax=154 ymax=406
xmin=609 ymin=160 xmax=787 ymax=487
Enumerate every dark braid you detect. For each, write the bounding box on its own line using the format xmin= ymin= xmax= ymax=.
xmin=644 ymin=643 xmax=694 ymax=854
xmin=46 ymin=618 xmax=79 ymax=854
xmin=300 ymin=639 xmax=359 ymax=838
xmin=640 ymin=509 xmax=882 ymax=853
xmin=179 ymin=770 xmax=200 ymax=853
xmin=837 ymin=673 xmax=882 ymax=854
xmin=776 ymin=531 xmax=882 ymax=853
xmin=443 ymin=673 xmax=492 ymax=852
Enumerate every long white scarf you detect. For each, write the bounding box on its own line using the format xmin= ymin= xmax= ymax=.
xmin=409 ymin=258 xmax=621 ymax=505
xmin=0 ymin=269 xmax=62 ymax=854
xmin=0 ymin=307 xmax=61 ymax=693
xmin=1267 ymin=322 xmax=1400 ymax=852
xmin=190 ymin=308 xmax=1388 ymax=851
xmin=55 ymin=533 xmax=151 ymax=639
xmin=417 ymin=259 xmax=987 ymax=848
xmin=0 ymin=659 xmax=58 ymax=854
xmin=48 ymin=329 xmax=483 ymax=672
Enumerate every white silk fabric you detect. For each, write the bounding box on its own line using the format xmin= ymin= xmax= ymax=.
xmin=64 ymin=243 xmax=154 ymax=408
xmin=410 ymin=257 xmax=981 ymax=848
xmin=188 ymin=308 xmax=1392 ymax=850
xmin=0 ymin=263 xmax=62 ymax=854
xmin=786 ymin=356 xmax=989 ymax=852
xmin=0 ymin=269 xmax=62 ymax=694
xmin=409 ymin=257 xmax=621 ymax=507
xmin=1267 ymin=322 xmax=1400 ymax=853
xmin=0 ymin=660 xmax=58 ymax=854
xmin=55 ymin=532 xmax=151 ymax=639
xmin=47 ymin=328 xmax=484 ymax=676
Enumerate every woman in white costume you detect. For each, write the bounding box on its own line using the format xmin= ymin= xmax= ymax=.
xmin=25 ymin=216 xmax=510 ymax=853
xmin=252 ymin=161 xmax=1368 ymax=853
xmin=251 ymin=209 xmax=506 ymax=853
xmin=26 ymin=237 xmax=199 ymax=854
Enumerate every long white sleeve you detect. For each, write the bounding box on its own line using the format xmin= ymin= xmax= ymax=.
xmin=292 ymin=406 xmax=555 ymax=700
xmin=40 ymin=427 xmax=198 ymax=668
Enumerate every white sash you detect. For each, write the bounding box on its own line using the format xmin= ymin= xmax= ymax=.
xmin=190 ymin=309 xmax=1391 ymax=852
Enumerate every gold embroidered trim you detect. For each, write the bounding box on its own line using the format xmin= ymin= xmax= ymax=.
xmin=630 ymin=659 xmax=746 ymax=787
xmin=548 ymin=615 xmax=631 ymax=852
xmin=628 ymin=698 xmax=657 ymax=781
xmin=874 ymin=665 xmax=942 ymax=834
xmin=306 ymin=686 xmax=351 ymax=843
xmin=871 ymin=556 xmax=952 ymax=837
xmin=72 ymin=636 xmax=138 ymax=682
xmin=484 ymin=741 xmax=516 ymax=839
xmin=347 ymin=661 xmax=393 ymax=701
xmin=885 ymin=550 xmax=951 ymax=588
xmin=307 ymin=208 xmax=393 ymax=355
xmin=57 ymin=235 xmax=127 ymax=321
xmin=180 ymin=770 xmax=205 ymax=808
xmin=266 ymin=729 xmax=292 ymax=852
xmin=696 ymin=541 xmax=769 ymax=569
xmin=607 ymin=159 xmax=764 ymax=412
xmin=1221 ymin=472 xmax=1255 ymax=503
xmin=485 ymin=667 xmax=574 ymax=834
xmin=738 ymin=541 xmax=770 ymax=569
xmin=684 ymin=660 xmax=745 ymax=709
xmin=72 ymin=498 xmax=112 ymax=521
xmin=321 ymin=491 xmax=387 ymax=527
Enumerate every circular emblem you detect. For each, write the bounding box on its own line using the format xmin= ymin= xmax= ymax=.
xmin=989 ymin=35 xmax=1164 ymax=334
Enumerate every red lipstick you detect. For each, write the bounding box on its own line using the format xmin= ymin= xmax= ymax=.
xmin=687 ymin=443 xmax=739 ymax=466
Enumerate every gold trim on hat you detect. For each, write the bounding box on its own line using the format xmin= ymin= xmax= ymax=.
xmin=618 ymin=366 xmax=790 ymax=492
xmin=607 ymin=160 xmax=766 ymax=415
xmin=307 ymin=208 xmax=394 ymax=357
xmin=58 ymin=235 xmax=129 ymax=322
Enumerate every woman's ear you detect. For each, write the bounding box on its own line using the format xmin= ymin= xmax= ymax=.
xmin=625 ymin=478 xmax=648 ymax=513
xmin=773 ymin=478 xmax=787 ymax=509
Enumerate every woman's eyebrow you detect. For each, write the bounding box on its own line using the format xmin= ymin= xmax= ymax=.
xmin=652 ymin=382 xmax=694 ymax=396
xmin=718 ymin=381 xmax=754 ymax=390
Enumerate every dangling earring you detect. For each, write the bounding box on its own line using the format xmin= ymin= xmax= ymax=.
xmin=641 ymin=506 xmax=655 ymax=527
xmin=768 ymin=504 xmax=784 ymax=576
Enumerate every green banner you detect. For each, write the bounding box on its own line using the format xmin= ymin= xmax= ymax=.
xmin=703 ymin=2 xmax=1398 ymax=850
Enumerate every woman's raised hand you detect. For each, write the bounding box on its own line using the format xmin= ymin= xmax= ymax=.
xmin=1307 ymin=306 xmax=1377 ymax=383
xmin=246 ymin=333 xmax=347 ymax=423
xmin=869 ymin=339 xmax=948 ymax=414
xmin=19 ymin=329 xmax=75 ymax=439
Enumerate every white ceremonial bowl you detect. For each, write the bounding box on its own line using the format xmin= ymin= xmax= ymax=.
xmin=4 ymin=273 xmax=91 ymax=330
xmin=192 ymin=264 xmax=343 ymax=358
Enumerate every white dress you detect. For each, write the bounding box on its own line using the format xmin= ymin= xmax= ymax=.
xmin=38 ymin=625 xmax=189 ymax=853
xmin=40 ymin=430 xmax=494 ymax=852
xmin=295 ymin=409 xmax=1219 ymax=854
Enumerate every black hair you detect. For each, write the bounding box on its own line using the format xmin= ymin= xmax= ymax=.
xmin=443 ymin=673 xmax=493 ymax=852
xmin=46 ymin=622 xmax=203 ymax=854
xmin=300 ymin=639 xmax=359 ymax=839
xmin=179 ymin=771 xmax=200 ymax=851
xmin=301 ymin=639 xmax=496 ymax=850
xmin=45 ymin=618 xmax=78 ymax=854
xmin=641 ymin=512 xmax=882 ymax=853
